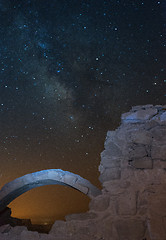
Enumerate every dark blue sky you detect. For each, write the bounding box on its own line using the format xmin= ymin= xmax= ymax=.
xmin=0 ymin=0 xmax=165 ymax=223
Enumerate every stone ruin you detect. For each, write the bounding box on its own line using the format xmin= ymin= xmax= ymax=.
xmin=0 ymin=104 xmax=166 ymax=240
xmin=0 ymin=169 xmax=101 ymax=213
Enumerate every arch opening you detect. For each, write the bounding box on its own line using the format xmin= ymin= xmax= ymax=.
xmin=0 ymin=169 xmax=101 ymax=213
xmin=9 ymin=184 xmax=91 ymax=225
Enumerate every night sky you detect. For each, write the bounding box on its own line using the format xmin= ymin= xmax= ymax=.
xmin=0 ymin=0 xmax=165 ymax=224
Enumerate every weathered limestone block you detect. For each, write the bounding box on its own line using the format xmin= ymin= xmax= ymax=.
xmin=73 ymin=182 xmax=89 ymax=195
xmin=100 ymin=154 xmax=121 ymax=168
xmin=129 ymin=144 xmax=148 ymax=158
xmin=134 ymin=169 xmax=165 ymax=185
xmin=150 ymin=126 xmax=166 ymax=142
xmin=49 ymin=220 xmax=66 ymax=236
xmin=151 ymin=144 xmax=166 ymax=160
xmin=153 ymin=159 xmax=166 ymax=168
xmin=89 ymin=194 xmax=110 ymax=212
xmin=129 ymin=130 xmax=152 ymax=145
xmin=63 ymin=174 xmax=77 ymax=186
xmin=104 ymin=130 xmax=126 ymax=150
xmin=160 ymin=111 xmax=166 ymax=121
xmin=115 ymin=126 xmax=130 ymax=143
xmin=51 ymin=219 xmax=100 ymax=240
xmin=129 ymin=157 xmax=153 ymax=169
xmin=102 ymin=142 xmax=122 ymax=158
xmin=147 ymin=215 xmax=166 ymax=240
xmin=152 ymin=111 xmax=166 ymax=123
xmin=108 ymin=198 xmax=118 ymax=216
xmin=65 ymin=212 xmax=97 ymax=221
xmin=9 ymin=226 xmax=28 ymax=235
xmin=0 ymin=224 xmax=11 ymax=234
xmin=114 ymin=219 xmax=146 ymax=240
xmin=20 ymin=229 xmax=40 ymax=240
xmin=148 ymin=195 xmax=166 ymax=216
xmin=98 ymin=164 xmax=104 ymax=174
xmin=0 ymin=233 xmax=8 ymax=240
xmin=98 ymin=217 xmax=118 ymax=240
xmin=104 ymin=131 xmax=116 ymax=147
xmin=76 ymin=221 xmax=104 ymax=240
xmin=40 ymin=234 xmax=57 ymax=240
xmin=103 ymin=180 xmax=130 ymax=195
xmin=99 ymin=168 xmax=121 ymax=182
xmin=117 ymin=191 xmax=137 ymax=215
xmin=137 ymin=191 xmax=148 ymax=216
xmin=120 ymin=168 xmax=134 ymax=181
xmin=131 ymin=104 xmax=154 ymax=111
xmin=121 ymin=107 xmax=158 ymax=123
xmin=76 ymin=220 xmax=107 ymax=240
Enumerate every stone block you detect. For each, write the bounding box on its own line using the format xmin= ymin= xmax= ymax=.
xmin=116 ymin=126 xmax=130 ymax=142
xmin=137 ymin=190 xmax=149 ymax=216
xmin=20 ymin=229 xmax=40 ymax=239
xmin=102 ymin=142 xmax=122 ymax=158
xmin=9 ymin=226 xmax=28 ymax=235
xmin=0 ymin=224 xmax=11 ymax=234
xmin=151 ymin=144 xmax=166 ymax=160
xmin=99 ymin=168 xmax=121 ymax=182
xmin=117 ymin=191 xmax=137 ymax=215
xmin=47 ymin=170 xmax=60 ymax=181
xmin=103 ymin=180 xmax=130 ymax=195
xmin=0 ymin=233 xmax=8 ymax=240
xmin=99 ymin=217 xmax=118 ymax=240
xmin=49 ymin=220 xmax=66 ymax=235
xmin=148 ymin=195 xmax=166 ymax=216
xmin=89 ymin=195 xmax=110 ymax=211
xmin=63 ymin=174 xmax=76 ymax=186
xmin=153 ymin=159 xmax=166 ymax=169
xmin=73 ymin=182 xmax=89 ymax=195
xmin=104 ymin=131 xmax=116 ymax=146
xmin=105 ymin=130 xmax=126 ymax=149
xmin=129 ymin=130 xmax=152 ymax=145
xmin=129 ymin=157 xmax=153 ymax=169
xmin=121 ymin=107 xmax=158 ymax=123
xmin=114 ymin=219 xmax=145 ymax=240
xmin=108 ymin=198 xmax=118 ymax=216
xmin=152 ymin=111 xmax=166 ymax=123
xmin=151 ymin=127 xmax=166 ymax=142
xmin=160 ymin=111 xmax=166 ymax=121
xmin=147 ymin=215 xmax=166 ymax=240
xmin=131 ymin=104 xmax=153 ymax=111
xmin=134 ymin=169 xmax=164 ymax=185
xmin=101 ymin=155 xmax=121 ymax=168
xmin=144 ymin=120 xmax=159 ymax=130
xmin=121 ymin=168 xmax=134 ymax=180
xmin=65 ymin=212 xmax=97 ymax=221
xmin=129 ymin=145 xmax=147 ymax=158
xmin=98 ymin=164 xmax=104 ymax=174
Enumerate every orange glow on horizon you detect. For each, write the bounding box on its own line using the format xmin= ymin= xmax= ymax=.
xmin=9 ymin=185 xmax=90 ymax=224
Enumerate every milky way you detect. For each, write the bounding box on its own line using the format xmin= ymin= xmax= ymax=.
xmin=0 ymin=0 xmax=165 ymax=224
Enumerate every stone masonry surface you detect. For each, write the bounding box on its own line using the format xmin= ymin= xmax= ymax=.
xmin=0 ymin=104 xmax=166 ymax=240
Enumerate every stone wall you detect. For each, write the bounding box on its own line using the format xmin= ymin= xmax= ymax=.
xmin=97 ymin=104 xmax=166 ymax=240
xmin=0 ymin=104 xmax=166 ymax=240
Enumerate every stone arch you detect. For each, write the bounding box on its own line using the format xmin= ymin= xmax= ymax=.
xmin=0 ymin=169 xmax=101 ymax=212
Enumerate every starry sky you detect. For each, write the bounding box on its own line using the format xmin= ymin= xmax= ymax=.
xmin=0 ymin=0 xmax=165 ymax=224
